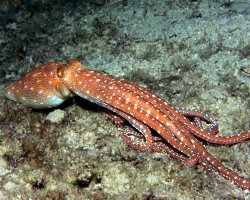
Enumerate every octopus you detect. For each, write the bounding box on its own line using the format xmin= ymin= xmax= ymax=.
xmin=4 ymin=59 xmax=250 ymax=192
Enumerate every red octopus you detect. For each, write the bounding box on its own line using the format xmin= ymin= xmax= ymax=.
xmin=4 ymin=59 xmax=250 ymax=192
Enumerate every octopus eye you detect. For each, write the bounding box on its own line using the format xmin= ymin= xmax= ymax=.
xmin=57 ymin=65 xmax=65 ymax=77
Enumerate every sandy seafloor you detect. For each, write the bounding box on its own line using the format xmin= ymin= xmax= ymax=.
xmin=0 ymin=0 xmax=249 ymax=199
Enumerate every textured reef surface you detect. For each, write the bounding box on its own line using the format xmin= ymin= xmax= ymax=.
xmin=0 ymin=0 xmax=249 ymax=199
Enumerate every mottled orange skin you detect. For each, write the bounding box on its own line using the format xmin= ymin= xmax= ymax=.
xmin=4 ymin=59 xmax=250 ymax=192
xmin=4 ymin=62 xmax=72 ymax=108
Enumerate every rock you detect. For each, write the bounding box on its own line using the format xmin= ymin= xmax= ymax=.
xmin=45 ymin=109 xmax=65 ymax=123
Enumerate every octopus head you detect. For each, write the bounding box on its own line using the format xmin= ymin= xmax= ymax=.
xmin=4 ymin=61 xmax=72 ymax=108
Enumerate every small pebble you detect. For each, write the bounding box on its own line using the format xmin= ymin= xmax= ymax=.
xmin=46 ymin=109 xmax=65 ymax=123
